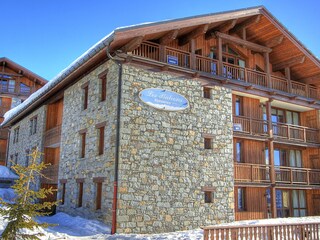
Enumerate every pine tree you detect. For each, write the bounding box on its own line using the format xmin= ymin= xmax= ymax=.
xmin=0 ymin=148 xmax=58 ymax=240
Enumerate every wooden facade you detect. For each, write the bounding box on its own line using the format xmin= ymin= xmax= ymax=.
xmin=0 ymin=58 xmax=46 ymax=165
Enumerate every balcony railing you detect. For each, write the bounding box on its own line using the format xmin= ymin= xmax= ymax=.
xmin=43 ymin=125 xmax=62 ymax=147
xmin=203 ymin=221 xmax=320 ymax=240
xmin=234 ymin=163 xmax=270 ymax=183
xmin=235 ymin=163 xmax=320 ymax=186
xmin=276 ymin=166 xmax=320 ymax=185
xmin=132 ymin=42 xmax=320 ymax=100
xmin=233 ymin=115 xmax=320 ymax=144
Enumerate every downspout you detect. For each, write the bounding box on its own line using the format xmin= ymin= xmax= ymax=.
xmin=5 ymin=127 xmax=11 ymax=166
xmin=106 ymin=44 xmax=122 ymax=235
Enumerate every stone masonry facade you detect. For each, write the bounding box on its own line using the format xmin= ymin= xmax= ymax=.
xmin=7 ymin=105 xmax=47 ymax=191
xmin=57 ymin=60 xmax=118 ymax=224
xmin=6 ymin=60 xmax=235 ymax=234
xmin=116 ymin=63 xmax=234 ymax=233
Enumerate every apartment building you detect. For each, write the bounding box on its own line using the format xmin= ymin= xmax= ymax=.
xmin=2 ymin=6 xmax=320 ymax=234
xmin=0 ymin=57 xmax=46 ymax=166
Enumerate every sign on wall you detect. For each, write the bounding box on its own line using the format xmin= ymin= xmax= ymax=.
xmin=139 ymin=88 xmax=189 ymax=111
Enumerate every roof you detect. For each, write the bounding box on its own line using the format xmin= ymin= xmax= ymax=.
xmin=0 ymin=57 xmax=47 ymax=86
xmin=2 ymin=6 xmax=320 ymax=127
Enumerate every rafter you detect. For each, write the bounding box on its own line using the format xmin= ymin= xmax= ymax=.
xmin=178 ymin=24 xmax=209 ymax=46
xmin=120 ymin=36 xmax=144 ymax=53
xmin=214 ymin=31 xmax=272 ymax=53
xmin=272 ymin=55 xmax=305 ymax=72
xmin=265 ymin=35 xmax=284 ymax=48
xmin=230 ymin=15 xmax=261 ymax=34
xmin=160 ymin=29 xmax=179 ymax=45
xmin=205 ymin=19 xmax=238 ymax=40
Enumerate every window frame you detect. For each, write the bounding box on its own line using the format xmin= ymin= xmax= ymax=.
xmin=29 ymin=115 xmax=38 ymax=135
xmin=98 ymin=70 xmax=108 ymax=102
xmin=79 ymin=129 xmax=87 ymax=158
xmin=76 ymin=178 xmax=84 ymax=208
xmin=96 ymin=122 xmax=106 ymax=156
xmin=81 ymin=82 xmax=89 ymax=110
xmin=93 ymin=177 xmax=105 ymax=210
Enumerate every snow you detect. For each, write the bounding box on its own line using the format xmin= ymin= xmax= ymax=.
xmin=0 ymin=188 xmax=16 ymax=203
xmin=0 ymin=186 xmax=320 ymax=239
xmin=0 ymin=166 xmax=19 ymax=179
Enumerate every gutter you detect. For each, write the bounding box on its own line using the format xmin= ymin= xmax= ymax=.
xmin=106 ymin=44 xmax=123 ymax=235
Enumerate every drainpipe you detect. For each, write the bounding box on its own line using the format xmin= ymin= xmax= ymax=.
xmin=5 ymin=127 xmax=11 ymax=166
xmin=106 ymin=44 xmax=123 ymax=235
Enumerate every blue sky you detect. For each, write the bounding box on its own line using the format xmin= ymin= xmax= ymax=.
xmin=1 ymin=0 xmax=320 ymax=80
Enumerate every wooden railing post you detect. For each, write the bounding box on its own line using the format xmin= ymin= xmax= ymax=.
xmin=290 ymin=168 xmax=293 ymax=184
xmin=217 ymin=37 xmax=223 ymax=76
xmin=307 ymin=169 xmax=310 ymax=185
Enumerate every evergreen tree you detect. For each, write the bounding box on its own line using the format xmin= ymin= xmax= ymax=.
xmin=0 ymin=148 xmax=58 ymax=240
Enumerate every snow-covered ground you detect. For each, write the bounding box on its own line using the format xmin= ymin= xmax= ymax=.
xmin=1 ymin=187 xmax=320 ymax=239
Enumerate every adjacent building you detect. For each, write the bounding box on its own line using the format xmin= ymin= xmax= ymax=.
xmin=0 ymin=58 xmax=46 ymax=166
xmin=2 ymin=6 xmax=320 ymax=234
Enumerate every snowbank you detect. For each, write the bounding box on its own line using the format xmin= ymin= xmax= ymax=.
xmin=0 ymin=166 xmax=18 ymax=179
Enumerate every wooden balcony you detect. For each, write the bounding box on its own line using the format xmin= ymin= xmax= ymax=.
xmin=132 ymin=42 xmax=320 ymax=100
xmin=234 ymin=163 xmax=270 ymax=183
xmin=235 ymin=163 xmax=320 ymax=187
xmin=41 ymin=164 xmax=59 ymax=184
xmin=276 ymin=166 xmax=320 ymax=185
xmin=233 ymin=115 xmax=320 ymax=144
xmin=43 ymin=125 xmax=62 ymax=148
xmin=0 ymin=84 xmax=32 ymax=97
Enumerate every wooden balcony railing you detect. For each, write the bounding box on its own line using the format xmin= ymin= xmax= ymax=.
xmin=43 ymin=125 xmax=62 ymax=147
xmin=235 ymin=163 xmax=270 ymax=183
xmin=235 ymin=163 xmax=320 ymax=186
xmin=0 ymin=84 xmax=31 ymax=96
xmin=41 ymin=164 xmax=59 ymax=184
xmin=233 ymin=115 xmax=320 ymax=144
xmin=233 ymin=115 xmax=267 ymax=136
xmin=132 ymin=42 xmax=320 ymax=100
xmin=203 ymin=221 xmax=320 ymax=240
xmin=276 ymin=166 xmax=320 ymax=185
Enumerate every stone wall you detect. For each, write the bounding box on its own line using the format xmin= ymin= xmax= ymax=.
xmin=57 ymin=60 xmax=118 ymax=224
xmin=117 ymin=63 xmax=234 ymax=234
xmin=7 ymin=105 xmax=47 ymax=190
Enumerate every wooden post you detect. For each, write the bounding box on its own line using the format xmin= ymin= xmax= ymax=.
xmin=266 ymin=100 xmax=277 ymax=218
xmin=217 ymin=36 xmax=223 ymax=76
xmin=285 ymin=67 xmax=292 ymax=93
xmin=159 ymin=45 xmax=166 ymax=63
xmin=190 ymin=39 xmax=196 ymax=70
xmin=264 ymin=52 xmax=271 ymax=88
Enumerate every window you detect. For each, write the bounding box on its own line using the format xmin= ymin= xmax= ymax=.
xmin=14 ymin=153 xmax=18 ymax=165
xmin=235 ymin=140 xmax=243 ymax=163
xmin=93 ymin=177 xmax=105 ymax=210
xmin=204 ymin=137 xmax=212 ymax=149
xmin=81 ymin=82 xmax=89 ymax=110
xmin=76 ymin=179 xmax=84 ymax=208
xmin=13 ymin=127 xmax=19 ymax=143
xmin=96 ymin=122 xmax=106 ymax=155
xmin=234 ymin=96 xmax=243 ymax=116
xmin=25 ymin=149 xmax=30 ymax=166
xmin=203 ymin=87 xmax=211 ymax=99
xmin=8 ymin=80 xmax=15 ymax=93
xmin=60 ymin=179 xmax=67 ymax=205
xmin=202 ymin=186 xmax=215 ymax=203
xmin=30 ymin=116 xmax=38 ymax=135
xmin=20 ymin=83 xmax=31 ymax=95
xmin=99 ymin=70 xmax=108 ymax=102
xmin=79 ymin=129 xmax=87 ymax=158
xmin=237 ymin=188 xmax=246 ymax=211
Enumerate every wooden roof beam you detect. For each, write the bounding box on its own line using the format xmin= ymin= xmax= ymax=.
xmin=265 ymin=35 xmax=284 ymax=48
xmin=272 ymin=55 xmax=305 ymax=72
xmin=178 ymin=24 xmax=209 ymax=46
xmin=159 ymin=29 xmax=179 ymax=45
xmin=230 ymin=15 xmax=261 ymax=34
xmin=214 ymin=31 xmax=272 ymax=53
xmin=120 ymin=36 xmax=144 ymax=53
xmin=205 ymin=19 xmax=237 ymax=40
